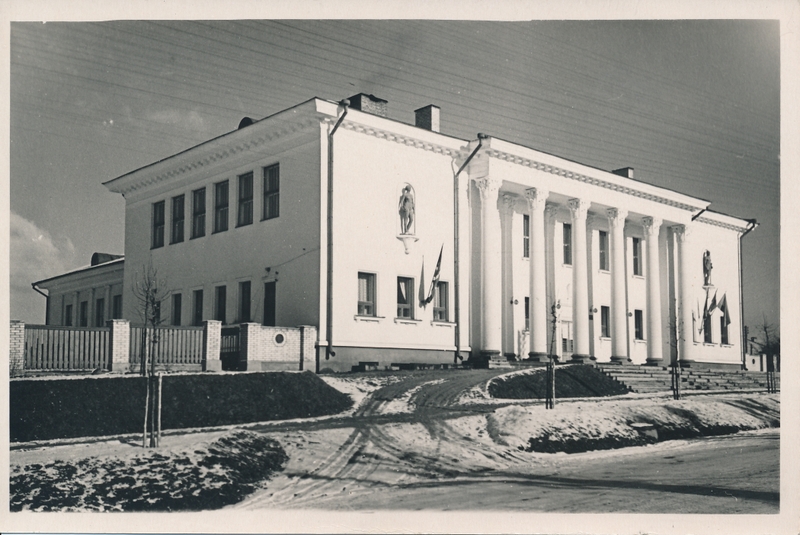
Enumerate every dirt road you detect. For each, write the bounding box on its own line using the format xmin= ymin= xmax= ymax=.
xmin=233 ymin=370 xmax=779 ymax=513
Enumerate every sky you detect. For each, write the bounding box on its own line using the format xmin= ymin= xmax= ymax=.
xmin=7 ymin=15 xmax=782 ymax=337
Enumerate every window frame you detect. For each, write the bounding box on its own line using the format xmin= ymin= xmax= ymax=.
xmin=214 ymin=180 xmax=229 ymax=234
xmin=192 ymin=289 xmax=204 ymax=326
xmin=522 ymin=214 xmax=530 ymax=258
xmin=563 ymin=222 xmax=572 ymax=265
xmin=214 ymin=285 xmax=227 ymax=324
xmin=65 ymin=304 xmax=73 ymax=326
xmin=524 ymin=296 xmax=530 ymax=331
xmin=433 ymin=281 xmax=449 ymax=322
xmin=112 ymin=295 xmax=122 ymax=320
xmin=238 ymin=280 xmax=251 ymax=323
xmin=191 ymin=187 xmax=206 ymax=239
xmin=704 ymin=313 xmax=713 ymax=343
xmin=396 ymin=276 xmax=415 ymax=319
xmin=95 ymin=298 xmax=105 ymax=327
xmin=634 ymin=309 xmax=644 ymax=340
xmin=632 ymin=237 xmax=642 ymax=276
xmin=262 ymin=163 xmax=280 ymax=221
xmin=598 ymin=230 xmax=609 ymax=271
xmin=171 ymin=194 xmax=185 ymax=244
xmin=237 ymin=171 xmax=254 ymax=227
xmin=720 ymin=315 xmax=729 ymax=345
xmin=172 ymin=293 xmax=182 ymax=326
xmin=151 ymin=200 xmax=165 ymax=249
xmin=601 ymin=305 xmax=610 ymax=338
xmin=357 ymin=272 xmax=376 ymax=317
xmin=79 ymin=301 xmax=88 ymax=327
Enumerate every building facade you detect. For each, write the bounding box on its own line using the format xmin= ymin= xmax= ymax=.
xmin=38 ymin=94 xmax=755 ymax=373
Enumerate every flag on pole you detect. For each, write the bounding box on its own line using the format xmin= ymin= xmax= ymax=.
xmin=719 ymin=294 xmax=731 ymax=326
xmin=419 ymin=256 xmax=426 ymax=307
xmin=425 ymin=244 xmax=444 ymax=305
xmin=708 ymin=290 xmax=718 ymax=315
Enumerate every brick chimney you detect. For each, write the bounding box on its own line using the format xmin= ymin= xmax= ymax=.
xmin=612 ymin=167 xmax=634 ymax=179
xmin=348 ymin=93 xmax=388 ymax=117
xmin=414 ymin=105 xmax=440 ymax=133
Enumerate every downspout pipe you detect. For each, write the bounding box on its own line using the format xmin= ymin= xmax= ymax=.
xmin=453 ymin=133 xmax=487 ymax=364
xmin=738 ymin=218 xmax=758 ymax=369
xmin=324 ymin=99 xmax=349 ymax=369
xmin=31 ymin=283 xmax=50 ymax=325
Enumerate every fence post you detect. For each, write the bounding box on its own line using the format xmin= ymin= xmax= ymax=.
xmin=298 ymin=325 xmax=316 ymax=372
xmin=107 ymin=319 xmax=130 ymax=372
xmin=202 ymin=320 xmax=222 ymax=372
xmin=240 ymin=323 xmax=262 ymax=371
xmin=10 ymin=320 xmax=25 ymax=375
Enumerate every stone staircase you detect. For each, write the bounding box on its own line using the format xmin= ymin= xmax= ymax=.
xmin=596 ymin=364 xmax=780 ymax=394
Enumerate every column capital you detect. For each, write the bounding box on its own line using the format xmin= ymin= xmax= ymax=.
xmin=568 ymin=198 xmax=590 ymax=221
xmin=474 ymin=176 xmax=502 ymax=201
xmin=606 ymin=207 xmax=629 ymax=228
xmin=525 ymin=188 xmax=549 ymax=210
xmin=545 ymin=203 xmax=560 ymax=222
xmin=673 ymin=224 xmax=689 ymax=243
xmin=642 ymin=216 xmax=663 ymax=237
xmin=500 ymin=193 xmax=516 ymax=216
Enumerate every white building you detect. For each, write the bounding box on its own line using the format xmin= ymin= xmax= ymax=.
xmin=39 ymin=94 xmax=757 ymax=373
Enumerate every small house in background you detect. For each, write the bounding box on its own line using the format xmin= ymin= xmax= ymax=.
xmin=33 ymin=253 xmax=124 ymax=328
xmin=32 ymin=93 xmax=757 ymax=373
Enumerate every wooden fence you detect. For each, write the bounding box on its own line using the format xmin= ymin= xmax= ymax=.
xmin=129 ymin=325 xmax=205 ymax=368
xmin=24 ymin=325 xmax=110 ymax=371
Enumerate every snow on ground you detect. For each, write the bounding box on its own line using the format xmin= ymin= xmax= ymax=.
xmin=319 ymin=374 xmax=405 ymax=412
xmin=378 ymin=378 xmax=446 ymax=414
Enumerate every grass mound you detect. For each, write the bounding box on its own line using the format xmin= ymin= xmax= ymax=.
xmin=488 ymin=365 xmax=630 ymax=399
xmin=11 ymin=371 xmax=353 ymax=443
xmin=10 ymin=430 xmax=287 ymax=511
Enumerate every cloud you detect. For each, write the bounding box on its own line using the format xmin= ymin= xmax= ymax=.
xmin=10 ymin=213 xmax=76 ymax=322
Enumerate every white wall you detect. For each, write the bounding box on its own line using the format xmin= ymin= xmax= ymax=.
xmin=122 ymin=130 xmax=322 ymax=329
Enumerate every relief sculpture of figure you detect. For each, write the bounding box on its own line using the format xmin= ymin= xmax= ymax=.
xmin=398 ymin=185 xmax=415 ymax=234
xmin=703 ymin=250 xmax=713 ymax=286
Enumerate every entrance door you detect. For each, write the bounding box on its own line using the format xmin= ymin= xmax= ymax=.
xmin=263 ymin=281 xmax=276 ymax=326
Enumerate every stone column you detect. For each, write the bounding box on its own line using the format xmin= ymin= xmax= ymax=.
xmin=202 ymin=319 xmax=222 ymax=372
xmin=107 ymin=319 xmax=130 ymax=372
xmin=545 ymin=204 xmax=559 ymax=358
xmin=475 ymin=176 xmax=504 ymax=359
xmin=500 ymin=194 xmax=516 ymax=357
xmin=568 ymin=198 xmax=591 ymax=362
xmin=607 ymin=208 xmax=629 ymax=363
xmin=674 ymin=225 xmax=694 ymax=365
xmin=643 ymin=217 xmax=664 ymax=365
xmin=526 ymin=188 xmax=549 ymax=361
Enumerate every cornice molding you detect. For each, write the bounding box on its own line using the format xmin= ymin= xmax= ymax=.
xmin=337 ymin=120 xmax=466 ymax=158
xmin=484 ymin=148 xmax=701 ymax=212
xmin=694 ymin=216 xmax=750 ymax=233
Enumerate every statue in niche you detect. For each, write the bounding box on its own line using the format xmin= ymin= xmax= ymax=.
xmin=398 ymin=184 xmax=416 ymax=235
xmin=703 ymin=250 xmax=713 ymax=286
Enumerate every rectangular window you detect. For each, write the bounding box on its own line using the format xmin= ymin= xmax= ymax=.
xmin=601 ymin=306 xmax=610 ymax=338
xmin=191 ymin=187 xmax=206 ymax=239
xmin=634 ymin=309 xmax=644 ymax=340
xmin=238 ymin=281 xmax=251 ymax=323
xmin=193 ymin=289 xmax=204 ymax=326
xmin=214 ymin=285 xmax=227 ymax=324
xmin=152 ymin=200 xmax=165 ymax=249
xmin=153 ymin=301 xmax=161 ymax=325
xmin=65 ymin=304 xmax=73 ymax=326
xmin=112 ymin=295 xmax=122 ymax=319
xmin=214 ymin=180 xmax=229 ymax=233
xmin=95 ymin=298 xmax=105 ymax=327
xmin=172 ymin=294 xmax=182 ymax=326
xmin=171 ymin=194 xmax=185 ymax=244
xmin=720 ymin=316 xmax=729 ymax=345
xmin=357 ymin=272 xmax=376 ymax=316
xmin=632 ymin=237 xmax=642 ymax=276
xmin=563 ymin=223 xmax=572 ymax=265
xmin=523 ymin=214 xmax=530 ymax=258
xmin=237 ymin=172 xmax=253 ymax=227
xmin=433 ymin=281 xmax=449 ymax=322
xmin=598 ymin=230 xmax=609 ymax=271
xmin=396 ymin=277 xmax=414 ymax=319
xmin=79 ymin=301 xmax=88 ymax=327
xmin=524 ymin=296 xmax=530 ymax=330
xmin=704 ymin=313 xmax=713 ymax=343
xmin=262 ymin=164 xmax=280 ymax=221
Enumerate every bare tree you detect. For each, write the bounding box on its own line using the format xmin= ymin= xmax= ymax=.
xmin=131 ymin=263 xmax=169 ymax=447
xmin=752 ymin=315 xmax=780 ymax=392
